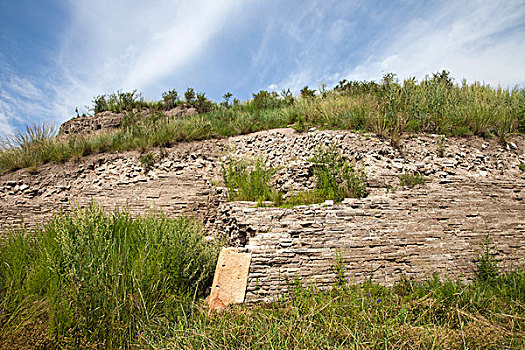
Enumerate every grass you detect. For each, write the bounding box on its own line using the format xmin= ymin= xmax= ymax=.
xmin=0 ymin=204 xmax=523 ymax=348
xmin=0 ymin=203 xmax=219 ymax=349
xmin=222 ymin=146 xmax=367 ymax=207
xmin=398 ymin=171 xmax=427 ymax=188
xmin=222 ymin=158 xmax=279 ymax=204
xmin=0 ymin=71 xmax=523 ymax=175
xmin=144 ymin=272 xmax=525 ymax=350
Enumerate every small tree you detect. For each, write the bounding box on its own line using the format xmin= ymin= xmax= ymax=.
xmin=300 ymin=86 xmax=316 ymax=99
xmin=184 ymin=87 xmax=196 ymax=105
xmin=162 ymin=89 xmax=179 ymax=109
xmin=474 ymin=234 xmax=500 ymax=282
xmin=222 ymin=92 xmax=233 ymax=108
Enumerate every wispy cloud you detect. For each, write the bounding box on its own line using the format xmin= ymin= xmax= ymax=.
xmin=50 ymin=0 xmax=248 ymax=123
xmin=0 ymin=69 xmax=56 ymax=135
xmin=270 ymin=1 xmax=525 ymax=92
xmin=343 ymin=1 xmax=525 ymax=86
xmin=1 ymin=0 xmax=524 ymax=137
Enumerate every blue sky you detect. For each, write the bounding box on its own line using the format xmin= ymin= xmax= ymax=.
xmin=0 ymin=0 xmax=524 ymax=136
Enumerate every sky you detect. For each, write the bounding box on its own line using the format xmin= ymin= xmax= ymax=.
xmin=0 ymin=0 xmax=524 ymax=136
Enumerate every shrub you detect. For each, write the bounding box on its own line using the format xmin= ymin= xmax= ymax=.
xmin=184 ymin=87 xmax=196 ymax=105
xmin=474 ymin=234 xmax=500 ymax=282
xmin=162 ymin=88 xmax=179 ymax=109
xmin=139 ymin=152 xmax=156 ymax=171
xmin=310 ymin=145 xmax=368 ymax=202
xmin=398 ymin=171 xmax=426 ymax=188
xmin=300 ymin=86 xmax=316 ymax=99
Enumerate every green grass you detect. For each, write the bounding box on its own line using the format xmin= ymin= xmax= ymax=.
xmin=398 ymin=171 xmax=427 ymax=188
xmin=1 ymin=205 xmax=524 ymax=349
xmin=142 ymin=271 xmax=525 ymax=349
xmin=0 ymin=204 xmax=219 ymax=349
xmin=0 ymin=71 xmax=523 ymax=175
xmin=222 ymin=146 xmax=367 ymax=207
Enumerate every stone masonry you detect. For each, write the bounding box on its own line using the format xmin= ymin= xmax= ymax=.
xmin=1 ymin=127 xmax=524 ymax=303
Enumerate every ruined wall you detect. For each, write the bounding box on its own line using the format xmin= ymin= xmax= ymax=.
xmin=218 ymin=177 xmax=525 ymax=302
xmin=0 ymin=139 xmax=225 ymax=232
xmin=1 ymin=128 xmax=524 ymax=302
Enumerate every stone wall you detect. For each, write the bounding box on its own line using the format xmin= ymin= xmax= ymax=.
xmin=1 ymin=128 xmax=524 ymax=303
xmin=217 ymin=177 xmax=525 ymax=302
xmin=0 ymin=139 xmax=225 ymax=232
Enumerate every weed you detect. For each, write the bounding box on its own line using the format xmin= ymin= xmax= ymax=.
xmin=438 ymin=136 xmax=446 ymax=157
xmin=398 ymin=171 xmax=426 ymax=188
xmin=222 ymin=158 xmax=281 ymax=205
xmin=474 ymin=234 xmax=500 ymax=282
xmin=285 ymin=189 xmax=327 ymax=206
xmin=310 ymin=144 xmax=368 ymax=202
xmin=519 ymin=163 xmax=525 ymax=171
xmin=333 ymin=250 xmax=346 ymax=286
xmin=139 ymin=152 xmax=156 ymax=171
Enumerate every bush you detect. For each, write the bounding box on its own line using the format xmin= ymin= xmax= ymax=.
xmin=310 ymin=145 xmax=368 ymax=202
xmin=0 ymin=204 xmax=219 ymax=348
xmin=162 ymin=89 xmax=179 ymax=109
xmin=222 ymin=158 xmax=281 ymax=204
xmin=474 ymin=234 xmax=500 ymax=282
xmin=398 ymin=171 xmax=426 ymax=188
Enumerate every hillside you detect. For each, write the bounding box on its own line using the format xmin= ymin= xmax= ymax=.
xmin=1 ymin=74 xmax=525 ymax=349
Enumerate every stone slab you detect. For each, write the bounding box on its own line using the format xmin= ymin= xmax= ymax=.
xmin=208 ymin=248 xmax=252 ymax=312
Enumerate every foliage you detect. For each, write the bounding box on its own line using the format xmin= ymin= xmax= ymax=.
xmin=474 ymin=234 xmax=500 ymax=282
xmin=222 ymin=158 xmax=280 ymax=204
xmin=0 ymin=204 xmax=219 ymax=349
xmin=300 ymin=86 xmax=316 ymax=99
xmin=162 ymin=88 xmax=179 ymax=109
xmin=398 ymin=171 xmax=426 ymax=188
xmin=92 ymin=90 xmax=144 ymax=114
xmin=184 ymin=87 xmax=196 ymax=105
xmin=310 ymin=145 xmax=368 ymax=202
xmin=251 ymin=90 xmax=282 ymax=110
xmin=145 ymin=268 xmax=525 ymax=349
xmin=139 ymin=152 xmax=156 ymax=171
xmin=1 ymin=71 xmax=524 ymax=175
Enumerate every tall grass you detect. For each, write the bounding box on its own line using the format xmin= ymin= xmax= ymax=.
xmin=0 ymin=72 xmax=523 ymax=175
xmin=0 ymin=204 xmax=219 ymax=348
xmin=141 ymin=271 xmax=525 ymax=349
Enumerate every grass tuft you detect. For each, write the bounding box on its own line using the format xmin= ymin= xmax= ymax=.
xmin=0 ymin=203 xmax=219 ymax=348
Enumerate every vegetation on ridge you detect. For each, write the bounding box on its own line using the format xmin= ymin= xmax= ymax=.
xmin=0 ymin=71 xmax=524 ymax=175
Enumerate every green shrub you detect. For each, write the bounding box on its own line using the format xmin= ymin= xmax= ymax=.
xmin=0 ymin=204 xmax=219 ymax=348
xmin=310 ymin=145 xmax=368 ymax=202
xmin=398 ymin=171 xmax=426 ymax=188
xmin=222 ymin=158 xmax=281 ymax=204
xmin=162 ymin=88 xmax=179 ymax=109
xmin=474 ymin=234 xmax=500 ymax=282
xmin=139 ymin=152 xmax=156 ymax=171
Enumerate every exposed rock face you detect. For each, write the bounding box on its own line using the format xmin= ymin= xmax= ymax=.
xmin=217 ymin=179 xmax=525 ymax=302
xmin=1 ymin=128 xmax=524 ymax=302
xmin=58 ymin=106 xmax=197 ymax=136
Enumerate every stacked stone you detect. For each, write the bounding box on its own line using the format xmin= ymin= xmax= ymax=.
xmin=214 ymin=178 xmax=525 ymax=302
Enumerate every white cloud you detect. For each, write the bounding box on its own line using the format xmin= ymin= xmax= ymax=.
xmin=344 ymin=1 xmax=525 ymax=86
xmin=50 ymin=0 xmax=247 ymax=124
xmin=0 ymin=72 xmax=57 ymax=136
